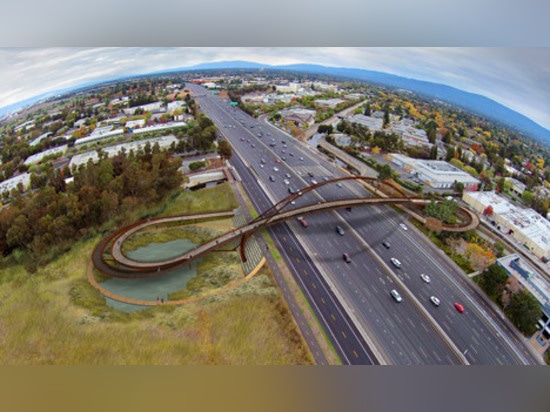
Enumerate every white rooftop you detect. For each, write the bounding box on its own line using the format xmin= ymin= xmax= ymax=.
xmin=466 ymin=191 xmax=550 ymax=251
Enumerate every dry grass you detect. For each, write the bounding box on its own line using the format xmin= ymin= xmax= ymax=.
xmin=0 ymin=238 xmax=312 ymax=364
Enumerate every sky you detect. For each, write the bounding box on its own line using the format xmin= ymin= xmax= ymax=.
xmin=0 ymin=47 xmax=548 ymax=131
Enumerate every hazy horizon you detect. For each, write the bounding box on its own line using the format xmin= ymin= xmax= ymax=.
xmin=0 ymin=48 xmax=548 ymax=132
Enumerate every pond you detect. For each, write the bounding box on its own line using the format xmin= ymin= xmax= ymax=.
xmin=102 ymin=239 xmax=199 ymax=312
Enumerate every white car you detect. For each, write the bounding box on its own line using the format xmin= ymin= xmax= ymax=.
xmin=283 ymin=179 xmax=290 ymax=185
xmin=420 ymin=273 xmax=431 ymax=283
xmin=273 ymin=167 xmax=279 ymax=172
xmin=390 ymin=289 xmax=403 ymax=303
xmin=430 ymin=296 xmax=441 ymax=306
xmin=399 ymin=223 xmax=408 ymax=231
xmin=390 ymin=258 xmax=402 ymax=268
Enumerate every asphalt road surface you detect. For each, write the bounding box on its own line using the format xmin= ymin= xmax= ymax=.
xmin=189 ymin=83 xmax=541 ymax=365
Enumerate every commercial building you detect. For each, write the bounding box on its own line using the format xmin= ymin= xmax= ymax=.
xmin=131 ymin=122 xmax=186 ymax=136
xmin=123 ymin=101 xmax=163 ymax=116
xmin=390 ymin=154 xmax=480 ymax=191
xmin=74 ymin=127 xmax=125 ymax=146
xmin=390 ymin=120 xmax=430 ymax=147
xmin=314 ymin=98 xmax=346 ymax=108
xmin=497 ymin=254 xmax=550 ymax=344
xmin=24 ymin=145 xmax=68 ymax=165
xmin=29 ymin=132 xmax=52 ymax=147
xmin=280 ymin=108 xmax=316 ymax=129
xmin=463 ymin=191 xmax=550 ymax=258
xmin=0 ymin=173 xmax=31 ymax=194
xmin=125 ymin=119 xmax=146 ymax=130
xmin=348 ymin=114 xmax=383 ymax=132
xmin=69 ymin=135 xmax=178 ymax=169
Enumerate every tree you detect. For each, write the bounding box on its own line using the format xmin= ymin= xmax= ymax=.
xmin=505 ymin=290 xmax=541 ymax=336
xmin=521 ymin=190 xmax=535 ymax=207
xmin=378 ymin=164 xmax=393 ymax=180
xmin=425 ymin=216 xmax=443 ymax=235
xmin=483 ymin=205 xmax=494 ymax=217
xmin=442 ymin=128 xmax=452 ymax=144
xmin=364 ymin=102 xmax=371 ymax=116
xmin=217 ymin=139 xmax=232 ymax=161
xmin=430 ymin=144 xmax=438 ymax=159
xmin=317 ymin=124 xmax=333 ymax=135
xmin=383 ymin=106 xmax=390 ymax=128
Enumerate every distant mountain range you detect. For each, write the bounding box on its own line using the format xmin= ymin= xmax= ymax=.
xmin=2 ymin=60 xmax=549 ymax=145
xmin=187 ymin=61 xmax=550 ymax=144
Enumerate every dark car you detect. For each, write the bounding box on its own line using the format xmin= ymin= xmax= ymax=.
xmin=343 ymin=253 xmax=351 ymax=263
xmin=382 ymin=241 xmax=391 ymax=249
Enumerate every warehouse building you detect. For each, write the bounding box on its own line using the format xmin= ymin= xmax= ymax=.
xmin=463 ymin=191 xmax=550 ymax=259
xmin=390 ymin=154 xmax=480 ymax=190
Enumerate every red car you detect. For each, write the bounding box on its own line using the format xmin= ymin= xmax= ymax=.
xmin=275 ymin=158 xmax=281 ymax=163
xmin=454 ymin=302 xmax=465 ymax=313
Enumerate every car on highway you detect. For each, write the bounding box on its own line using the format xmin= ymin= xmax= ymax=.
xmin=269 ymin=175 xmax=275 ymax=182
xmin=275 ymin=158 xmax=281 ymax=163
xmin=390 ymin=289 xmax=403 ymax=302
xmin=289 ymin=152 xmax=294 ymax=156
xmin=299 ymin=156 xmax=304 ymax=161
xmin=311 ymin=179 xmax=318 ymax=185
xmin=454 ymin=302 xmax=465 ymax=313
xmin=308 ymin=171 xmax=314 ymax=177
xmin=285 ymin=173 xmax=291 ymax=178
xmin=430 ymin=296 xmax=441 ymax=306
xmin=281 ymin=156 xmax=286 ymax=161
xmin=288 ymin=187 xmax=295 ymax=194
xmin=343 ymin=253 xmax=351 ymax=263
xmin=390 ymin=258 xmax=401 ymax=268
xmin=420 ymin=273 xmax=431 ymax=283
xmin=336 ymin=182 xmax=343 ymax=188
xmin=323 ymin=176 xmax=330 ymax=181
xmin=399 ymin=223 xmax=408 ymax=231
xmin=273 ymin=167 xmax=279 ymax=172
xmin=300 ymin=218 xmax=308 ymax=228
xmin=260 ymin=158 xmax=266 ymax=164
xmin=240 ymin=137 xmax=245 ymax=141
xmin=335 ymin=225 xmax=345 ymax=236
xmin=382 ymin=241 xmax=391 ymax=249
xmin=283 ymin=179 xmax=290 ymax=185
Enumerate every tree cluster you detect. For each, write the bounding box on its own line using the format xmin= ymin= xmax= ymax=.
xmin=0 ymin=144 xmax=182 ymax=272
xmin=424 ymin=198 xmax=459 ymax=224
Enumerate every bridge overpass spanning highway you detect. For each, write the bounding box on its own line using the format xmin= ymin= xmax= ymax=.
xmin=92 ymin=176 xmax=478 ymax=278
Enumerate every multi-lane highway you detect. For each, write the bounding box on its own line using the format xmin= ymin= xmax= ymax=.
xmin=189 ymin=83 xmax=541 ymax=365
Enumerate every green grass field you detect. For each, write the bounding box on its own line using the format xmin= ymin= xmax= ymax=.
xmin=0 ymin=183 xmax=314 ymax=365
